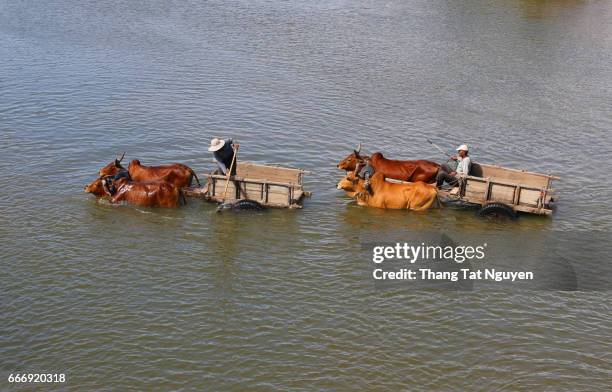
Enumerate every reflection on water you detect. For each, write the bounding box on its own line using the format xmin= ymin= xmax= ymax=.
xmin=1 ymin=0 xmax=611 ymax=390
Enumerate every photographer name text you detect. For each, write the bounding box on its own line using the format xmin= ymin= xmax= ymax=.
xmin=373 ymin=268 xmax=533 ymax=282
xmin=372 ymin=243 xmax=533 ymax=282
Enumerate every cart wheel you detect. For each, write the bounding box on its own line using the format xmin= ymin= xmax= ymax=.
xmin=217 ymin=199 xmax=265 ymax=212
xmin=477 ymin=203 xmax=517 ymax=220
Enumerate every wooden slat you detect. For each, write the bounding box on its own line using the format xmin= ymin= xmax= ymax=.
xmin=236 ymin=162 xmax=302 ymax=185
xmin=471 ymin=163 xmax=555 ymax=188
xmin=464 ymin=179 xmax=488 ymax=201
xmin=208 ymin=174 xmax=300 ymax=188
xmin=513 ymin=204 xmax=553 ymax=216
xmin=210 ymin=181 xmax=291 ymax=197
xmin=489 ymin=184 xmax=516 ymax=204
xmin=518 ymin=188 xmax=541 ymax=207
xmin=207 ymin=177 xmax=298 ymax=206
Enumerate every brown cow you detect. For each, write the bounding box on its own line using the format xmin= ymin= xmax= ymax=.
xmin=368 ymin=153 xmax=440 ymax=183
xmin=337 ymin=172 xmax=439 ymax=211
xmin=84 ymin=177 xmax=110 ymax=197
xmin=337 ymin=144 xmax=440 ymax=183
xmin=99 ymin=153 xmax=200 ymax=188
xmin=102 ymin=174 xmax=185 ymax=208
xmin=128 ymin=160 xmax=200 ymax=188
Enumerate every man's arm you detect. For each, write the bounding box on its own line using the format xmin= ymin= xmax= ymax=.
xmin=217 ymin=161 xmax=228 ymax=175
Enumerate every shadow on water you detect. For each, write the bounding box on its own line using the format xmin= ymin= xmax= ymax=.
xmin=516 ymin=0 xmax=588 ymax=19
xmin=335 ymin=194 xmax=554 ymax=234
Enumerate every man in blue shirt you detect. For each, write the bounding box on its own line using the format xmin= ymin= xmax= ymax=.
xmin=208 ymin=138 xmax=238 ymax=175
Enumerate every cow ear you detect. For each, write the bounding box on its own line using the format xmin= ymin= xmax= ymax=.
xmin=115 ymin=159 xmax=120 ymax=167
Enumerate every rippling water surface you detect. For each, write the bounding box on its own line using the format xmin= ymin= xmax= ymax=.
xmin=1 ymin=0 xmax=611 ymax=390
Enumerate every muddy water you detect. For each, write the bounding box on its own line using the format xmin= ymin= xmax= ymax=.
xmin=1 ymin=1 xmax=611 ymax=390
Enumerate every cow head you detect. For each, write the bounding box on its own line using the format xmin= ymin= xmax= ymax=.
xmin=84 ymin=176 xmax=111 ymax=197
xmin=337 ymin=172 xmax=360 ymax=191
xmin=337 ymin=143 xmax=367 ymax=171
xmin=99 ymin=152 xmax=126 ymax=177
xmin=337 ymin=172 xmax=367 ymax=199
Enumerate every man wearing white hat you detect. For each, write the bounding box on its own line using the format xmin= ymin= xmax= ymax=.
xmin=208 ymin=138 xmax=238 ymax=176
xmin=436 ymin=144 xmax=471 ymax=187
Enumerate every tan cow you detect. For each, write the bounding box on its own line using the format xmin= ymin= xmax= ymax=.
xmin=337 ymin=172 xmax=439 ymax=211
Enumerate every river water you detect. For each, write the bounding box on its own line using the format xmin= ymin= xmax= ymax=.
xmin=1 ymin=1 xmax=611 ymax=390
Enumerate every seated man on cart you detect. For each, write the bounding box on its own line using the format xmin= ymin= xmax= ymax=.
xmin=436 ymin=144 xmax=471 ymax=188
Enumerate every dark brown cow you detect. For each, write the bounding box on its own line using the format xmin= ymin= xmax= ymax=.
xmin=367 ymin=153 xmax=440 ymax=183
xmin=99 ymin=154 xmax=200 ymax=188
xmin=337 ymin=144 xmax=440 ymax=183
xmin=128 ymin=160 xmax=200 ymax=188
xmin=102 ymin=174 xmax=185 ymax=208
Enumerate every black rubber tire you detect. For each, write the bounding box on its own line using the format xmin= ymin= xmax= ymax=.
xmin=217 ymin=199 xmax=265 ymax=211
xmin=477 ymin=203 xmax=517 ymax=220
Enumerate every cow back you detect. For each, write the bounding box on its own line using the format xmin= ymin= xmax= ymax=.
xmin=370 ymin=153 xmax=440 ymax=183
xmin=129 ymin=162 xmax=193 ymax=188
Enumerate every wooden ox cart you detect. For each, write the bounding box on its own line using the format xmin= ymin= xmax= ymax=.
xmin=437 ymin=163 xmax=559 ymax=218
xmin=185 ymin=162 xmax=310 ymax=209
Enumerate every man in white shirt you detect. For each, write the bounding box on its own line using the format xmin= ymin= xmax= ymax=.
xmin=436 ymin=144 xmax=471 ymax=187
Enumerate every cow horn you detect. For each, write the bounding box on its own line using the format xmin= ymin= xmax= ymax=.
xmin=117 ymin=152 xmax=125 ymax=162
xmin=356 ymin=143 xmax=362 ymax=153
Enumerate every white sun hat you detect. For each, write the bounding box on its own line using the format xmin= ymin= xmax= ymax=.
xmin=208 ymin=138 xmax=226 ymax=152
xmin=456 ymin=144 xmax=469 ymax=152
